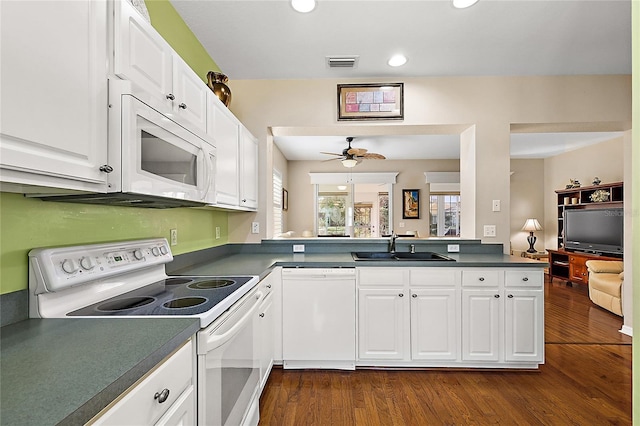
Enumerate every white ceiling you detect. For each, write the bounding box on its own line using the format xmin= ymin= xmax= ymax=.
xmin=170 ymin=0 xmax=631 ymax=160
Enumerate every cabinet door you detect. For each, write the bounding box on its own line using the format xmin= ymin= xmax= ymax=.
xmin=505 ymin=289 xmax=544 ymax=362
xmin=411 ymin=288 xmax=458 ymax=360
xmin=257 ymin=292 xmax=274 ymax=391
xmin=0 ymin=0 xmax=108 ymax=191
xmin=358 ymin=289 xmax=408 ymax=360
xmin=239 ymin=128 xmax=258 ymax=210
xmin=569 ymin=255 xmax=588 ymax=284
xmin=113 ymin=0 xmax=173 ymax=105
xmin=461 ymin=289 xmax=501 ymax=362
xmin=172 ymin=57 xmax=208 ymax=133
xmin=207 ymin=92 xmax=240 ymax=206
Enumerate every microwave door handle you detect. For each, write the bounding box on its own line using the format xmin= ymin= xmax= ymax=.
xmin=201 ymin=148 xmax=211 ymax=200
xmin=204 ymin=291 xmax=264 ymax=352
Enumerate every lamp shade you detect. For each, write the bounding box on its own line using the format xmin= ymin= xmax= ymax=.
xmin=522 ymin=218 xmax=543 ymax=232
xmin=342 ymin=158 xmax=358 ymax=168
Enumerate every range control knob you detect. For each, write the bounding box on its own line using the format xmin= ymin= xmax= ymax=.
xmin=159 ymin=246 xmax=168 ymax=255
xmin=61 ymin=259 xmax=80 ymax=274
xmin=133 ymin=249 xmax=145 ymax=260
xmin=151 ymin=247 xmax=161 ymax=257
xmin=80 ymin=257 xmax=96 ymax=270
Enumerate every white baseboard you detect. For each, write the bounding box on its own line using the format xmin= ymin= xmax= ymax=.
xmin=619 ymin=325 xmax=633 ymax=336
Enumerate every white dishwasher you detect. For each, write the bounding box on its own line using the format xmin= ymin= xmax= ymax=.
xmin=282 ymin=267 xmax=356 ymax=370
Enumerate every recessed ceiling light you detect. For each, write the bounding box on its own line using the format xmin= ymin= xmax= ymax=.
xmin=452 ymin=0 xmax=479 ymax=9
xmin=291 ymin=0 xmax=316 ymax=13
xmin=388 ymin=54 xmax=407 ymax=67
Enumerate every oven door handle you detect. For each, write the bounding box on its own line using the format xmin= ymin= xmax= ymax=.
xmin=203 ymin=291 xmax=264 ymax=353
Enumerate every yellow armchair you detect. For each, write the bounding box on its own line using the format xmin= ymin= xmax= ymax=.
xmin=585 ymin=260 xmax=624 ymax=316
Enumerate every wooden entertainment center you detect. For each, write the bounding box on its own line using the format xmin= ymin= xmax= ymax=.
xmin=549 ymin=181 xmax=623 ymax=285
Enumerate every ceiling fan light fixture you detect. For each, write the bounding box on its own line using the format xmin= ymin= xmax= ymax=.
xmin=452 ymin=0 xmax=479 ymax=9
xmin=291 ymin=0 xmax=316 ymax=13
xmin=388 ymin=54 xmax=407 ymax=67
xmin=342 ymin=158 xmax=358 ymax=168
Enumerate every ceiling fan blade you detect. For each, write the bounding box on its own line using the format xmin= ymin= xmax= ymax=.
xmin=362 ymin=153 xmax=386 ymax=159
xmin=320 ymin=152 xmax=343 ymax=156
xmin=347 ymin=147 xmax=368 ymax=156
xmin=322 ymin=157 xmax=342 ymax=162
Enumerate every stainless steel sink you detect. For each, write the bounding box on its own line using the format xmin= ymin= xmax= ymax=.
xmin=351 ymin=252 xmax=455 ymax=261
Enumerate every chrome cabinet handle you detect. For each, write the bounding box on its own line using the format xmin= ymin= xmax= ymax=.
xmin=154 ymin=388 xmax=170 ymax=403
xmin=259 ymin=313 xmax=265 ymax=318
xmin=398 ymin=293 xmax=404 ymax=297
xmin=266 ymin=284 xmax=272 ymax=288
xmin=494 ymin=294 xmax=500 ymax=298
xmin=242 ymin=199 xmax=247 ymax=203
xmin=508 ymin=294 xmax=514 ymax=298
xmin=479 ymin=277 xmax=485 ymax=281
xmin=99 ymin=165 xmax=113 ymax=173
xmin=178 ymin=103 xmax=187 ymax=109
xmin=522 ymin=277 xmax=529 ymax=282
xmin=166 ymin=93 xmax=175 ymax=100
xmin=412 ymin=294 xmax=417 ymax=298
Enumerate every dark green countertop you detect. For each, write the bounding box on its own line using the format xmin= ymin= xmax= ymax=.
xmin=0 ymin=318 xmax=199 ymax=426
xmin=173 ymin=252 xmax=546 ymax=278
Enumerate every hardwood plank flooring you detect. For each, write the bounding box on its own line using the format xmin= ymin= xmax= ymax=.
xmin=259 ymin=280 xmax=632 ymax=425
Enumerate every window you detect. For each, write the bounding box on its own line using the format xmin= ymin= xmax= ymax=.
xmin=429 ymin=193 xmax=461 ymax=237
xmin=273 ymin=169 xmax=283 ymax=237
xmin=317 ymin=185 xmax=350 ymax=236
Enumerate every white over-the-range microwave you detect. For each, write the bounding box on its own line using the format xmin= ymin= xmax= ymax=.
xmin=40 ymin=79 xmax=216 ymax=208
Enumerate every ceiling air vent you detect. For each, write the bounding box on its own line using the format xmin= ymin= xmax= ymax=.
xmin=326 ymin=56 xmax=359 ymax=69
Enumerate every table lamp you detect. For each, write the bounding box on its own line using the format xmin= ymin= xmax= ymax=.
xmin=522 ymin=218 xmax=543 ymax=253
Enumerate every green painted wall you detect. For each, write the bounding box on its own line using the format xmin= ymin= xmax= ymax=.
xmin=0 ymin=0 xmax=227 ymax=295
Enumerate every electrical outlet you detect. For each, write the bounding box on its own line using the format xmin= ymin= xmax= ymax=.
xmin=399 ymin=222 xmax=405 ymax=228
xmin=251 ymin=222 xmax=259 ymax=234
xmin=293 ymin=244 xmax=305 ymax=253
xmin=483 ymin=225 xmax=496 ymax=237
xmin=492 ymin=200 xmax=501 ymax=212
xmin=447 ymin=244 xmax=460 ymax=253
xmin=215 ymin=226 xmax=220 ymax=239
xmin=170 ymin=229 xmax=178 ymax=246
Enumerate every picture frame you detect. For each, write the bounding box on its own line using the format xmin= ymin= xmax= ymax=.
xmin=337 ymin=83 xmax=404 ymax=121
xmin=402 ymin=189 xmax=420 ymax=219
xmin=282 ymin=188 xmax=288 ymax=211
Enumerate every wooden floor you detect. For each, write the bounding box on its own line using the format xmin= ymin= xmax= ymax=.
xmin=258 ymin=279 xmax=632 ymax=425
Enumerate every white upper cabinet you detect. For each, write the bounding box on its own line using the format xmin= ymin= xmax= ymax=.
xmin=239 ymin=128 xmax=258 ymax=210
xmin=113 ymin=0 xmax=207 ymax=134
xmin=207 ymin=92 xmax=240 ymax=206
xmin=0 ymin=0 xmax=109 ymax=192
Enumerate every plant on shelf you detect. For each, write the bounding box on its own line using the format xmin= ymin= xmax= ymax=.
xmin=589 ymin=189 xmax=610 ymax=203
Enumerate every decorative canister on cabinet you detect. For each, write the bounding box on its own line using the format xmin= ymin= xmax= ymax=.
xmin=207 ymin=71 xmax=232 ymax=107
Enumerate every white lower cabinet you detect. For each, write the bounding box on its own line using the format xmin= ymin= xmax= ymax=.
xmin=357 ymin=267 xmax=543 ymax=368
xmin=92 ymin=339 xmax=195 ymax=426
xmin=358 ymin=288 xmax=408 ymax=360
xmin=256 ymin=271 xmax=276 ymax=391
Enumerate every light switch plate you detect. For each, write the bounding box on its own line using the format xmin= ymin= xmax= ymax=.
xmin=293 ymin=244 xmax=305 ymax=253
xmin=251 ymin=222 xmax=259 ymax=234
xmin=483 ymin=225 xmax=496 ymax=237
xmin=492 ymin=200 xmax=501 ymax=212
xmin=170 ymin=229 xmax=178 ymax=246
xmin=215 ymin=227 xmax=220 ymax=239
xmin=447 ymin=244 xmax=460 ymax=253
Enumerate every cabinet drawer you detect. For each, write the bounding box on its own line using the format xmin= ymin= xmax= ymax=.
xmin=505 ymin=270 xmax=543 ymax=288
xmin=93 ymin=340 xmax=193 ymax=426
xmin=358 ymin=268 xmax=407 ymax=286
xmin=409 ymin=268 xmax=459 ymax=287
xmin=461 ymin=269 xmax=500 ymax=287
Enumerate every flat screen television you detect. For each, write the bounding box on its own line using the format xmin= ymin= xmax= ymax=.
xmin=563 ymin=208 xmax=624 ymax=257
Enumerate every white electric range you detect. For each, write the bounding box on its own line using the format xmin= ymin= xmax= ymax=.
xmin=28 ymin=238 xmax=263 ymax=426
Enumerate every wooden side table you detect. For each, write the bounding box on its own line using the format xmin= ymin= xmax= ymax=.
xmin=521 ymin=251 xmax=549 ymax=278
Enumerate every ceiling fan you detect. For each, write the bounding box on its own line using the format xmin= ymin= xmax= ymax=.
xmin=321 ymin=137 xmax=386 ymax=168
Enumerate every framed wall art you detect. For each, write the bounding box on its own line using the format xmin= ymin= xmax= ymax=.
xmin=337 ymin=83 xmax=404 ymax=121
xmin=402 ymin=189 xmax=420 ymax=219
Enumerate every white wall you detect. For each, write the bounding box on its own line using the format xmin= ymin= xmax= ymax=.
xmin=510 ymin=159 xmax=545 ymax=253
xmin=228 ymin=75 xmax=631 ymax=251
